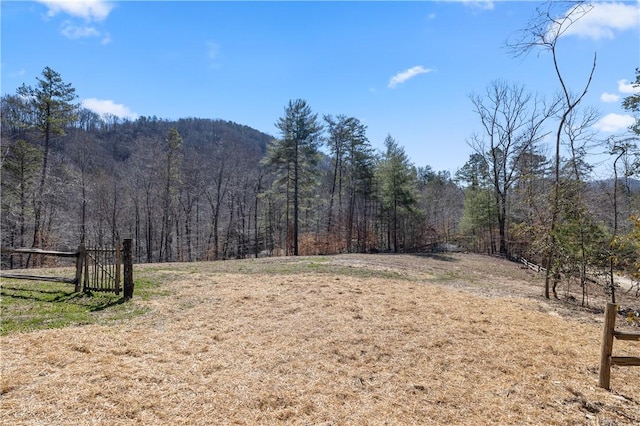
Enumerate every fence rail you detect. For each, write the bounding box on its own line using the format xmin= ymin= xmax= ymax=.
xmin=0 ymin=239 xmax=134 ymax=298
xmin=0 ymin=273 xmax=77 ymax=284
xmin=598 ymin=302 xmax=640 ymax=390
xmin=0 ymin=247 xmax=83 ymax=291
xmin=518 ymin=257 xmax=547 ymax=273
xmin=3 ymin=248 xmax=80 ymax=257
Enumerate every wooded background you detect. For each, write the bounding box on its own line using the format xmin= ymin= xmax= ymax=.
xmin=1 ymin=62 xmax=639 ymax=303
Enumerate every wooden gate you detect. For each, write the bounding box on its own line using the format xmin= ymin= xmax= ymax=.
xmin=81 ymin=243 xmax=121 ymax=294
xmin=1 ymin=239 xmax=134 ymax=298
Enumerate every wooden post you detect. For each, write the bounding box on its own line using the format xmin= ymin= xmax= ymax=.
xmin=599 ymin=302 xmax=618 ymax=390
xmin=83 ymin=244 xmax=90 ymax=292
xmin=115 ymin=239 xmax=121 ymax=295
xmin=123 ymin=238 xmax=134 ymax=299
xmin=74 ymin=244 xmax=85 ymax=293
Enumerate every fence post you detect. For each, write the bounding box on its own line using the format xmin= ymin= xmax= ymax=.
xmin=123 ymin=238 xmax=134 ymax=299
xmin=75 ymin=244 xmax=85 ymax=292
xmin=115 ymin=239 xmax=122 ymax=295
xmin=83 ymin=244 xmax=90 ymax=292
xmin=599 ymin=302 xmax=618 ymax=390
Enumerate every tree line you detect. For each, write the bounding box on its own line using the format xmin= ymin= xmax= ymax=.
xmin=1 ymin=82 xmax=450 ymax=263
xmin=1 ymin=2 xmax=639 ymax=302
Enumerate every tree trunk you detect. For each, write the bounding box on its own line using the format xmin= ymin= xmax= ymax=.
xmin=293 ymin=140 xmax=299 ymax=256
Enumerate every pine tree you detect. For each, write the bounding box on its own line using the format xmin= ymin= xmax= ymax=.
xmin=376 ymin=135 xmax=419 ymax=253
xmin=16 ymin=67 xmax=78 ymax=255
xmin=262 ymin=99 xmax=322 ymax=255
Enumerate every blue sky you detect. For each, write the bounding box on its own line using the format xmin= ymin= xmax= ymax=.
xmin=2 ymin=1 xmax=639 ymax=177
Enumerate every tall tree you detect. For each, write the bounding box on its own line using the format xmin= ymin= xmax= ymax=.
xmin=456 ymin=153 xmax=495 ymax=253
xmin=324 ymin=114 xmax=349 ymax=245
xmin=469 ymin=80 xmax=555 ymax=257
xmin=126 ymin=136 xmax=164 ymax=262
xmin=160 ymin=128 xmax=183 ymax=262
xmin=262 ymin=99 xmax=322 ymax=256
xmin=376 ymin=135 xmax=419 ymax=253
xmin=561 ymin=106 xmax=601 ymax=302
xmin=66 ymin=131 xmax=97 ymax=244
xmin=323 ymin=114 xmax=371 ymax=251
xmin=16 ymin=67 xmax=78 ymax=254
xmin=508 ymin=1 xmax=596 ymax=298
xmin=509 ymin=145 xmax=550 ymax=260
xmin=344 ymin=119 xmax=375 ymax=252
xmin=203 ymin=136 xmax=233 ymax=261
xmin=178 ymin=144 xmax=207 ymax=262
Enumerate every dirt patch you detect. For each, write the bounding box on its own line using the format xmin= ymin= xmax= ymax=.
xmin=1 ymin=253 xmax=639 ymax=425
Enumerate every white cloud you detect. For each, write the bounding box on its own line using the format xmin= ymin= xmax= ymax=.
xmin=594 ymin=113 xmax=635 ymax=133
xmin=37 ymin=0 xmax=114 ymax=22
xmin=61 ymin=21 xmax=110 ymax=43
xmin=618 ymin=78 xmax=640 ymax=94
xmin=61 ymin=22 xmax=100 ymax=39
xmin=440 ymin=0 xmax=494 ymax=11
xmin=388 ymin=66 xmax=433 ymax=89
xmin=600 ymin=92 xmax=620 ymax=103
xmin=462 ymin=0 xmax=494 ymax=11
xmin=82 ymin=98 xmax=138 ymax=120
xmin=38 ymin=1 xmax=114 ymax=41
xmin=560 ymin=2 xmax=640 ymax=40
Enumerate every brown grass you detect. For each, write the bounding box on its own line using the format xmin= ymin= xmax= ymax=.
xmin=1 ymin=253 xmax=639 ymax=425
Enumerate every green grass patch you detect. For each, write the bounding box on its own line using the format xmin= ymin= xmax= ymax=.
xmin=0 ymin=275 xmax=165 ymax=335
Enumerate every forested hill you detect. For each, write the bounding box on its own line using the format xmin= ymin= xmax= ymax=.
xmin=73 ymin=115 xmax=273 ymax=163
xmin=2 ymin=110 xmax=282 ymax=261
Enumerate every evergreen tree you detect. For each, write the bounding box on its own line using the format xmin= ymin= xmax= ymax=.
xmin=262 ymin=99 xmax=322 ymax=255
xmin=324 ymin=114 xmax=372 ymax=251
xmin=344 ymin=118 xmax=375 ymax=252
xmin=16 ymin=67 xmax=78 ymax=254
xmin=457 ymin=153 xmax=495 ymax=253
xmin=376 ymin=135 xmax=419 ymax=253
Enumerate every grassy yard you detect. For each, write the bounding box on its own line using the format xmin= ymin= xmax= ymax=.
xmin=1 ymin=254 xmax=639 ymax=425
xmin=0 ymin=271 xmax=164 ymax=335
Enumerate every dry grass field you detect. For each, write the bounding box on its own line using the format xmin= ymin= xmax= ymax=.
xmin=1 ymin=253 xmax=639 ymax=425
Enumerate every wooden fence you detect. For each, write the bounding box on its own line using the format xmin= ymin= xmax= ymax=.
xmin=519 ymin=257 xmax=547 ymax=273
xmin=0 ymin=239 xmax=134 ymax=298
xmin=598 ymin=302 xmax=640 ymax=390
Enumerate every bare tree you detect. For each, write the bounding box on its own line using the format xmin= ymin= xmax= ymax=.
xmin=160 ymin=128 xmax=183 ymax=262
xmin=507 ymin=1 xmax=596 ymax=298
xmin=469 ymin=80 xmax=555 ymax=257
xmin=561 ymin=106 xmax=600 ymax=305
